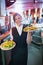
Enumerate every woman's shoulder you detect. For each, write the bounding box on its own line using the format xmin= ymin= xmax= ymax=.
xmin=12 ymin=26 xmax=16 ymax=31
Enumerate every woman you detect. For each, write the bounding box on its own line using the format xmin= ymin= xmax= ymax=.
xmin=27 ymin=29 xmax=43 ymax=65
xmin=9 ymin=13 xmax=28 ymax=65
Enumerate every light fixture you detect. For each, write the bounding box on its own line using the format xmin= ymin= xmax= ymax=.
xmin=34 ymin=0 xmax=38 ymax=3
xmin=35 ymin=0 xmax=38 ymax=3
xmin=10 ymin=0 xmax=14 ymax=2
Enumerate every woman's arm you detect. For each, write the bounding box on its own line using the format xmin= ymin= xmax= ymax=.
xmin=26 ymin=31 xmax=32 ymax=45
xmin=10 ymin=29 xmax=13 ymax=40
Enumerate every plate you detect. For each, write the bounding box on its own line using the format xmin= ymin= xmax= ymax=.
xmin=23 ymin=26 xmax=37 ymax=32
xmin=0 ymin=40 xmax=16 ymax=50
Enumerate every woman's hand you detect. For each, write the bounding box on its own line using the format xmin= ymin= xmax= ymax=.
xmin=10 ymin=36 xmax=13 ymax=41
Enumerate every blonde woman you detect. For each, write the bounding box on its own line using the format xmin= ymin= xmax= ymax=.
xmin=9 ymin=13 xmax=28 ymax=65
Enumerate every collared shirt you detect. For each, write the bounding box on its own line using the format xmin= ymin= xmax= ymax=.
xmin=15 ymin=23 xmax=23 ymax=36
xmin=10 ymin=23 xmax=23 ymax=40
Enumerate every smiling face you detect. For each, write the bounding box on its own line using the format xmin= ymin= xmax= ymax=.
xmin=13 ymin=13 xmax=22 ymax=26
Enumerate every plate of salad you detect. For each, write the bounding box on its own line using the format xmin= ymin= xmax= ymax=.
xmin=0 ymin=40 xmax=16 ymax=50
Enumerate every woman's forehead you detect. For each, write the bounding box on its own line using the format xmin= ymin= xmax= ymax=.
xmin=15 ymin=14 xmax=22 ymax=18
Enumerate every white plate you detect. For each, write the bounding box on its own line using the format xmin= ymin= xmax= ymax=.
xmin=23 ymin=26 xmax=38 ymax=32
xmin=0 ymin=42 xmax=16 ymax=50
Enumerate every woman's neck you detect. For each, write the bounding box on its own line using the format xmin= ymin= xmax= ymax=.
xmin=16 ymin=23 xmax=22 ymax=27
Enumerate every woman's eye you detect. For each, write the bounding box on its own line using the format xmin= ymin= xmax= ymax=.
xmin=15 ymin=18 xmax=20 ymax=20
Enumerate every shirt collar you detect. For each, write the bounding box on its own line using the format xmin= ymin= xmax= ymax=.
xmin=15 ymin=23 xmax=23 ymax=36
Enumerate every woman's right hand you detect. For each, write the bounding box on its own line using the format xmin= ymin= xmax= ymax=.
xmin=10 ymin=29 xmax=13 ymax=41
xmin=10 ymin=34 xmax=13 ymax=41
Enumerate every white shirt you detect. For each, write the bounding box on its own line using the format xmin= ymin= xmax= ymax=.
xmin=15 ymin=23 xmax=23 ymax=36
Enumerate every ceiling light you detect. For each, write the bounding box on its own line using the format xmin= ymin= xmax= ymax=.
xmin=10 ymin=0 xmax=14 ymax=2
xmin=34 ymin=0 xmax=38 ymax=3
xmin=35 ymin=0 xmax=38 ymax=3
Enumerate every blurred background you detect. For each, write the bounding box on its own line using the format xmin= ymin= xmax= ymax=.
xmin=0 ymin=0 xmax=43 ymax=30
